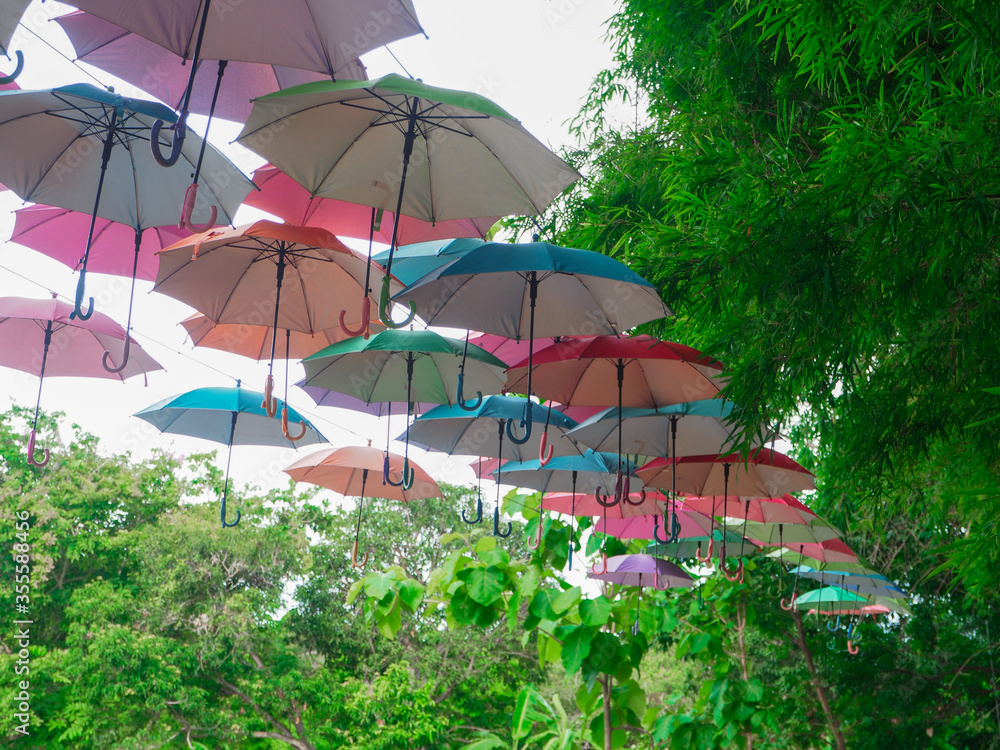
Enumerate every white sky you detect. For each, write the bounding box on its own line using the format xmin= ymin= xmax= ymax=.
xmin=0 ymin=0 xmax=625 ymax=506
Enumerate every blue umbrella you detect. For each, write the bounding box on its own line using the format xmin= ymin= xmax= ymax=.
xmin=372 ymin=238 xmax=487 ymax=286
xmin=398 ymin=241 xmax=672 ymax=445
xmin=135 ymin=383 xmax=326 ymax=527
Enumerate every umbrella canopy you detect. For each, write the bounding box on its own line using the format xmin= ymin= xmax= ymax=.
xmin=468 ymin=333 xmax=560 ymax=370
xmin=245 ymin=164 xmax=498 ymax=246
xmin=401 ymin=242 xmax=672 ymax=339
xmin=766 ymin=539 xmax=861 ymax=567
xmin=791 ymin=567 xmax=905 ymax=597
xmin=0 ymin=83 xmax=251 ymax=319
xmin=300 ymin=329 xmax=508 ymax=407
xmin=683 ymin=493 xmax=818 ymax=525
xmin=372 ymin=238 xmax=490 ymax=286
xmin=725 ymin=517 xmax=843 ymax=545
xmin=588 ymin=554 xmax=694 ymax=590
xmin=642 ymin=508 xmax=758 ymax=558
xmin=10 ymin=204 xmax=190 ymax=282
xmin=403 ymin=396 xmax=584 ymax=462
xmin=283 ymin=445 xmax=442 ymax=502
xmin=793 ymin=587 xmax=869 ymax=611
xmin=636 ymin=448 xmax=817 ymax=498
xmin=294 ymin=379 xmax=433 ymax=419
xmin=53 ymin=11 xmax=364 ymax=123
xmin=506 ymin=335 xmax=724 ymax=408
xmin=565 ymin=400 xmax=749 ymax=459
xmin=70 ymin=0 xmax=422 ymax=77
xmin=543 ymin=490 xmax=669 ymax=520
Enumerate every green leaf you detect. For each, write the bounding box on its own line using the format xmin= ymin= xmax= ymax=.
xmin=363 ymin=572 xmax=395 ymax=602
xmin=463 ymin=565 xmax=506 ymax=606
xmin=551 ymin=585 xmax=582 ymax=615
xmin=397 ymin=578 xmax=424 ymax=612
xmin=579 ymin=596 xmax=613 ymax=627
xmin=560 ymin=625 xmax=594 ymax=674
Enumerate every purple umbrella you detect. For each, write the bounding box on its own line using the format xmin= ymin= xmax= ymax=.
xmin=295 ymin=379 xmax=434 ymax=419
xmin=588 ymin=554 xmax=694 ymax=590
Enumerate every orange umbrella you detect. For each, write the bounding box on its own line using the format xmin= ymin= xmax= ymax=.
xmin=283 ymin=444 xmax=441 ymax=568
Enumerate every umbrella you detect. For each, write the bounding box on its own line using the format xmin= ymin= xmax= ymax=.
xmin=53 ymin=11 xmax=363 ymax=124
xmin=682 ymin=493 xmax=819 ymax=525
xmin=245 ymin=164 xmax=498 ymax=246
xmin=135 ymin=383 xmax=326 ymax=527
xmin=9 ymin=204 xmax=197 ymax=371
xmin=0 ymin=294 xmax=163 ymax=465
xmin=294 ymin=379 xmax=433 ymax=419
xmin=283 ymin=444 xmax=441 ymax=568
xmin=724 ymin=517 xmax=843 ymax=546
xmin=543 ymin=490 xmax=669 ymax=520
xmin=236 ymin=74 xmax=582 ymax=327
xmin=588 ymin=553 xmax=694 ymax=634
xmin=301 ymin=329 xmax=508 ymax=491
xmin=154 ymin=220 xmax=395 ymax=435
xmin=791 ymin=566 xmax=905 ymax=597
xmin=0 ymin=83 xmax=251 ymax=324
xmin=70 ymin=0 xmax=423 ymax=227
xmin=0 ymin=0 xmax=29 ymax=83
xmin=401 ymin=244 xmax=673 ymax=455
xmin=371 ymin=238 xmax=490 ymax=286
xmin=642 ymin=509 xmax=758 ymax=560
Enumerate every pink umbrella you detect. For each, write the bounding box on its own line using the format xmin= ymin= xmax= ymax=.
xmin=636 ymin=449 xmax=817 ymax=498
xmin=0 ymin=294 xmax=162 ymax=465
xmin=595 ymin=503 xmax=705 ymax=540
xmin=542 ymin=490 xmax=669 ymax=519
xmin=245 ymin=164 xmax=500 ymax=245
xmin=54 ymin=11 xmax=361 ymax=124
xmin=682 ymin=493 xmax=817 ymax=524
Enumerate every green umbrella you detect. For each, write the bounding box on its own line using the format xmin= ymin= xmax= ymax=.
xmin=301 ymin=329 xmax=508 ymax=488
xmin=236 ymin=73 xmax=581 ymax=327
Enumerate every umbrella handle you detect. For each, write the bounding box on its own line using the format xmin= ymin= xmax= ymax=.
xmin=383 ymin=453 xmax=405 ymax=487
xmin=669 ymin=511 xmax=682 ymax=543
xmin=493 ymin=504 xmax=511 ymax=538
xmin=826 ymin=614 xmax=841 ymax=633
xmin=847 ymin=620 xmax=863 ymax=641
xmin=378 ymin=275 xmax=416 ymax=329
xmin=624 ymin=488 xmax=646 ymax=507
xmin=101 ymin=337 xmax=131 ymax=374
xmin=779 ymin=593 xmax=797 ymax=611
xmin=456 ymin=372 xmax=483 ymax=412
xmin=527 ymin=516 xmax=544 ymax=549
xmin=339 ymin=297 xmax=372 ymax=339
xmin=262 ymin=375 xmax=277 ymax=417
xmin=846 ymin=639 xmax=859 ymax=654
xmin=26 ymin=429 xmax=49 ymax=468
xmin=721 ymin=558 xmax=744 ymax=583
xmin=150 ymin=117 xmax=186 ymax=168
xmin=591 ymin=552 xmax=608 ymax=575
xmin=697 ymin=586 xmax=707 ymax=611
xmin=826 ymin=637 xmax=838 ymax=651
xmin=281 ymin=406 xmax=307 ymax=442
xmin=538 ymin=431 xmax=554 ymax=466
xmin=461 ymin=495 xmax=483 ymax=525
xmin=594 ymin=485 xmax=619 ymax=508
xmin=505 ymin=416 xmax=532 ymax=445
xmin=70 ymin=269 xmax=94 ymax=321
xmin=613 ymin=470 xmax=627 ymax=505
xmin=220 ymin=496 xmax=241 ymax=528
xmin=652 ymin=514 xmax=672 ymax=544
xmin=401 ymin=458 xmax=415 ymax=491
xmin=653 ymin=572 xmax=667 ymax=591
xmin=695 ymin=539 xmax=714 ymax=564
xmin=0 ymin=49 xmax=24 ymax=85
xmin=179 ymin=183 xmax=217 ymax=233
xmin=350 ymin=540 xmax=368 ymax=569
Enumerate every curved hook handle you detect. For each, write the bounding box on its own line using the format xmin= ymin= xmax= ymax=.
xmin=847 ymin=620 xmax=864 ymax=642
xmin=69 ymin=269 xmax=94 ymax=321
xmin=383 ymin=453 xmax=405 ymax=487
xmin=220 ymin=496 xmax=241 ymax=528
xmin=623 ymin=487 xmax=646 ymax=507
xmin=350 ymin=540 xmax=368 ymax=569
xmin=461 ymin=496 xmax=483 ymax=525
xmin=101 ymin=336 xmax=131 ymax=374
xmin=668 ymin=510 xmax=682 ymax=543
xmin=697 ymin=586 xmax=707 ymax=611
xmin=696 ymin=538 xmax=715 ymax=564
xmin=378 ymin=275 xmax=417 ymax=329
xmin=652 ymin=515 xmax=672 ymax=544
xmin=338 ymin=297 xmax=372 ymax=339
xmin=827 ymin=614 xmax=841 ymax=633
xmin=591 ymin=552 xmax=608 ymax=575
xmin=780 ymin=594 xmax=797 ymax=611
xmin=594 ymin=485 xmax=619 ymax=508
xmin=0 ymin=49 xmax=24 ymax=85
xmin=400 ymin=457 xmax=415 ymax=491
xmin=721 ymin=558 xmax=744 ymax=583
xmin=527 ymin=517 xmax=544 ymax=549
xmin=456 ymin=372 xmax=483 ymax=412
xmin=493 ymin=504 xmax=512 ymax=538
xmin=261 ymin=375 xmax=277 ymax=417
xmin=505 ymin=416 xmax=532 ymax=445
xmin=281 ymin=406 xmax=307 ymax=442
xmin=179 ymin=183 xmax=217 ymax=233
xmin=26 ymin=429 xmax=50 ymax=468
xmin=846 ymin=639 xmax=859 ymax=655
xmin=150 ymin=118 xmax=185 ymax=168
xmin=538 ymin=431 xmax=554 ymax=466
xmin=827 ymin=637 xmax=838 ymax=651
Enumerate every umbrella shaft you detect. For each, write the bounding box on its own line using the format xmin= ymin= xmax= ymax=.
xmin=33 ymin=323 xmax=53 ymax=429
xmin=81 ymin=120 xmax=118 ymax=271
xmin=384 ymin=98 xmax=419 ymax=274
xmin=180 ymin=0 xmax=215 ymax=116
xmin=267 ymin=250 xmax=287 ymax=373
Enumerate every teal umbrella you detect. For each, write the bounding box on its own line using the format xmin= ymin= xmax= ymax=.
xmin=135 ymin=383 xmax=326 ymax=527
xmin=372 ymin=238 xmax=487 ymax=286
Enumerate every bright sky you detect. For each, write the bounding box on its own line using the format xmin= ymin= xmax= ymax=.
xmin=0 ymin=1 xmax=624 ymax=506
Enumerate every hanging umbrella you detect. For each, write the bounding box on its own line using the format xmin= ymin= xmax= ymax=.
xmin=294 ymin=378 xmax=432 ymax=419
xmin=589 ymin=554 xmax=694 ymax=634
xmin=636 ymin=449 xmax=817 ymax=498
xmin=0 ymin=83 xmax=251 ymax=325
xmin=70 ymin=1 xmax=423 ymax=227
xmin=8 ymin=204 xmax=199 ymax=371
xmin=766 ymin=539 xmax=860 ymax=567
xmin=236 ymin=74 xmax=582 ymax=327
xmin=0 ymin=294 xmax=163 ymax=466
xmin=683 ymin=493 xmax=819 ymax=525
xmin=642 ymin=508 xmax=758 ymax=559
xmin=53 ymin=11 xmax=364 ymax=124
xmin=543 ymin=490 xmax=670 ymax=520
xmin=245 ymin=164 xmax=498 ymax=245
xmin=371 ymin=238 xmax=490 ymax=286
xmin=154 ymin=220 xmax=395 ymax=436
xmin=791 ymin=567 xmax=905 ymax=597
xmin=468 ymin=332 xmax=561 ymax=372
xmin=135 ymin=383 xmax=326 ymax=527
xmin=283 ymin=444 xmax=441 ymax=568
xmin=724 ymin=516 xmax=843 ymax=546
